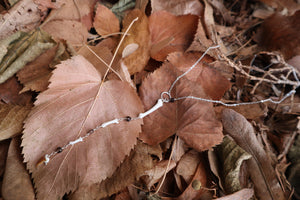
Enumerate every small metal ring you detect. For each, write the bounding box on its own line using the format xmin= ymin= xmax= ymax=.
xmin=161 ymin=92 xmax=172 ymax=102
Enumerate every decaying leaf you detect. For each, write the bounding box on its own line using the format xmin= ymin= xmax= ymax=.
xmin=42 ymin=20 xmax=88 ymax=48
xmin=69 ymin=141 xmax=162 ymax=199
xmin=222 ymin=109 xmax=286 ymax=200
xmin=16 ymin=44 xmax=58 ymax=93
xmin=215 ymin=136 xmax=252 ymax=194
xmin=167 ymin=52 xmax=231 ymax=100
xmin=0 ymin=29 xmax=55 ymax=84
xmin=93 ymin=4 xmax=120 ymax=36
xmin=149 ymin=11 xmax=198 ymax=61
xmin=22 ymin=55 xmax=144 ymax=200
xmin=150 ymin=0 xmax=203 ymax=16
xmin=139 ymin=63 xmax=223 ymax=151
xmin=2 ymin=136 xmax=35 ymax=200
xmin=255 ymin=11 xmax=300 ymax=59
xmin=119 ymin=9 xmax=150 ymax=74
xmin=0 ymin=76 xmax=32 ymax=105
xmin=0 ymin=104 xmax=31 ymax=141
xmin=0 ymin=0 xmax=45 ymax=40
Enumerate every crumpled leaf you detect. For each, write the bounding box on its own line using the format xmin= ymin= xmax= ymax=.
xmin=93 ymin=4 xmax=120 ymax=36
xmin=0 ymin=0 xmax=45 ymax=40
xmin=139 ymin=62 xmax=223 ymax=151
xmin=222 ymin=109 xmax=286 ymax=200
xmin=16 ymin=44 xmax=58 ymax=93
xmin=22 ymin=55 xmax=144 ymax=200
xmin=167 ymin=52 xmax=231 ymax=100
xmin=255 ymin=11 xmax=300 ymax=59
xmin=214 ymin=188 xmax=254 ymax=200
xmin=69 ymin=141 xmax=162 ymax=199
xmin=149 ymin=11 xmax=198 ymax=61
xmin=119 ymin=9 xmax=150 ymax=74
xmin=0 ymin=29 xmax=55 ymax=84
xmin=2 ymin=136 xmax=35 ymax=200
xmin=151 ymin=0 xmax=203 ymax=16
xmin=42 ymin=20 xmax=88 ymax=48
xmin=215 ymin=136 xmax=252 ymax=193
xmin=0 ymin=104 xmax=31 ymax=141
xmin=0 ymin=76 xmax=32 ymax=105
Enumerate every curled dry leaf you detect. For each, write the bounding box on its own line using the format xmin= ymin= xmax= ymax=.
xmin=0 ymin=0 xmax=45 ymax=40
xmin=255 ymin=11 xmax=300 ymax=59
xmin=22 ymin=55 xmax=144 ymax=200
xmin=139 ymin=63 xmax=223 ymax=152
xmin=149 ymin=11 xmax=198 ymax=61
xmin=69 ymin=141 xmax=162 ymax=199
xmin=17 ymin=44 xmax=58 ymax=93
xmin=42 ymin=20 xmax=88 ymax=48
xmin=2 ymin=136 xmax=35 ymax=200
xmin=167 ymin=52 xmax=231 ymax=100
xmin=93 ymin=4 xmax=120 ymax=36
xmin=119 ymin=9 xmax=150 ymax=74
xmin=0 ymin=104 xmax=31 ymax=141
xmin=222 ymin=109 xmax=286 ymax=200
xmin=150 ymin=0 xmax=203 ymax=16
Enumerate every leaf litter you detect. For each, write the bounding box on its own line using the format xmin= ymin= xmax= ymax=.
xmin=0 ymin=0 xmax=300 ymax=199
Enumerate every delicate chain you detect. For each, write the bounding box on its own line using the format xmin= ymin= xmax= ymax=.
xmin=41 ymin=46 xmax=300 ymax=165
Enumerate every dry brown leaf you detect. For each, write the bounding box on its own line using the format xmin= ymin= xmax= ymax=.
xmin=77 ymin=44 xmax=113 ymax=77
xmin=255 ymin=11 xmax=300 ymax=59
xmin=2 ymin=136 xmax=35 ymax=200
xmin=167 ymin=52 xmax=231 ymax=100
xmin=17 ymin=44 xmax=58 ymax=93
xmin=42 ymin=20 xmax=88 ymax=48
xmin=149 ymin=11 xmax=198 ymax=61
xmin=176 ymin=150 xmax=200 ymax=184
xmin=139 ymin=63 xmax=223 ymax=151
xmin=36 ymin=0 xmax=96 ymax=29
xmin=69 ymin=141 xmax=162 ymax=199
xmin=0 ymin=140 xmax=10 ymax=176
xmin=0 ymin=76 xmax=32 ymax=105
xmin=93 ymin=4 xmax=120 ymax=36
xmin=214 ymin=188 xmax=254 ymax=200
xmin=0 ymin=104 xmax=31 ymax=141
xmin=150 ymin=0 xmax=203 ymax=16
xmin=22 ymin=55 xmax=144 ymax=200
xmin=164 ymin=159 xmax=208 ymax=200
xmin=257 ymin=0 xmax=300 ymax=14
xmin=119 ymin=9 xmax=150 ymax=74
xmin=0 ymin=0 xmax=45 ymax=40
xmin=222 ymin=109 xmax=286 ymax=200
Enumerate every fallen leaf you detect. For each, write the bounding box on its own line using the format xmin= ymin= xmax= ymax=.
xmin=214 ymin=188 xmax=254 ymax=200
xmin=110 ymin=0 xmax=136 ymax=21
xmin=93 ymin=4 xmax=120 ymax=36
xmin=215 ymin=136 xmax=252 ymax=193
xmin=255 ymin=11 xmax=300 ymax=59
xmin=2 ymin=136 xmax=35 ymax=200
xmin=257 ymin=0 xmax=300 ymax=14
xmin=167 ymin=52 xmax=231 ymax=100
xmin=222 ymin=109 xmax=286 ymax=200
xmin=0 ymin=0 xmax=45 ymax=40
xmin=0 ymin=29 xmax=55 ymax=84
xmin=0 ymin=104 xmax=31 ymax=141
xmin=16 ymin=44 xmax=58 ymax=93
xmin=77 ymin=44 xmax=113 ymax=77
xmin=0 ymin=140 xmax=10 ymax=176
xmin=69 ymin=141 xmax=162 ymax=199
xmin=176 ymin=150 xmax=201 ymax=184
xmin=0 ymin=76 xmax=32 ymax=105
xmin=149 ymin=11 xmax=198 ymax=61
xmin=150 ymin=0 xmax=203 ymax=16
xmin=22 ymin=55 xmax=144 ymax=200
xmin=119 ymin=9 xmax=150 ymax=74
xmin=139 ymin=63 xmax=223 ymax=151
